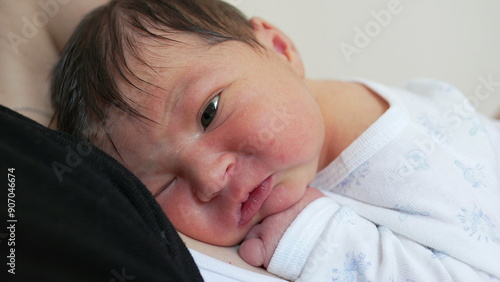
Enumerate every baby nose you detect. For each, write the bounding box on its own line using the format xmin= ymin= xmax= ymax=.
xmin=196 ymin=183 xmax=223 ymax=202
xmin=191 ymin=152 xmax=235 ymax=202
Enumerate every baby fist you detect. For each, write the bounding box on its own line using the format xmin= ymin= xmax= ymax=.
xmin=238 ymin=187 xmax=323 ymax=268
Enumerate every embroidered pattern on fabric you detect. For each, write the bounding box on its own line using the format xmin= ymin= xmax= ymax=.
xmin=454 ymin=160 xmax=486 ymax=188
xmin=335 ymin=162 xmax=370 ymax=194
xmin=393 ymin=204 xmax=430 ymax=222
xmin=404 ymin=149 xmax=431 ymax=172
xmin=418 ymin=113 xmax=453 ymax=144
xmin=332 ymin=252 xmax=372 ymax=282
xmin=458 ymin=206 xmax=500 ymax=243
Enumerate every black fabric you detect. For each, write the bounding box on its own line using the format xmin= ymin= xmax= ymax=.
xmin=0 ymin=105 xmax=203 ymax=281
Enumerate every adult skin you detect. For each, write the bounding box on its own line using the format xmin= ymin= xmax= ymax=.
xmin=0 ymin=0 xmax=108 ymax=126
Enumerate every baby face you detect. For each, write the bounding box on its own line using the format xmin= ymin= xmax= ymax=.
xmin=107 ymin=35 xmax=325 ymax=246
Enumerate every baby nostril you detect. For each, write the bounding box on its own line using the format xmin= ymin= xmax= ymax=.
xmin=197 ymin=186 xmax=222 ymax=202
xmin=225 ymin=163 xmax=234 ymax=175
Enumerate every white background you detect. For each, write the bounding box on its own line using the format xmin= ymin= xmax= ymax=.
xmin=229 ymin=0 xmax=500 ymax=117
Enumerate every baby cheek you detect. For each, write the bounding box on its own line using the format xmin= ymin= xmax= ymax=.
xmin=260 ymin=181 xmax=306 ymax=220
xmin=159 ymin=192 xmax=204 ymax=233
xmin=165 ymin=203 xmax=214 ymax=241
xmin=161 ymin=195 xmax=245 ymax=246
xmin=237 ymin=114 xmax=298 ymax=157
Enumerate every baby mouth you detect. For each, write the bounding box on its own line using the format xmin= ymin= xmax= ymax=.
xmin=239 ymin=175 xmax=274 ymax=226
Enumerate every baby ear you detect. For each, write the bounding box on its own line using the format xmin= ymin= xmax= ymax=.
xmin=250 ymin=17 xmax=305 ymax=78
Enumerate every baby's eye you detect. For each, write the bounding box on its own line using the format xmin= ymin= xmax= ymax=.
xmin=201 ymin=95 xmax=219 ymax=130
xmin=154 ymin=178 xmax=176 ymax=197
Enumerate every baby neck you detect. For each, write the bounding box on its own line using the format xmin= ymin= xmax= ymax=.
xmin=305 ymin=78 xmax=389 ymax=171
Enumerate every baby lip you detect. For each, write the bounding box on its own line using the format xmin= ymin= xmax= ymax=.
xmin=238 ymin=175 xmax=274 ymax=226
xmin=242 ymin=193 xmax=250 ymax=203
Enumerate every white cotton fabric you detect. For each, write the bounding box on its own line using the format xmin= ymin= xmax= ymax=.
xmin=268 ymin=79 xmax=500 ymax=281
xmin=189 ymin=249 xmax=287 ymax=282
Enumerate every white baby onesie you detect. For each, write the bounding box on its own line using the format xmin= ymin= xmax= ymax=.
xmin=268 ymin=79 xmax=500 ymax=281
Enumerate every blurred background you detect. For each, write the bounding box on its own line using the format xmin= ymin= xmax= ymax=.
xmin=229 ymin=0 xmax=500 ymax=117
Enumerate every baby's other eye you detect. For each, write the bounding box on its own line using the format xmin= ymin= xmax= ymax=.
xmin=155 ymin=178 xmax=176 ymax=197
xmin=201 ymin=95 xmax=219 ymax=130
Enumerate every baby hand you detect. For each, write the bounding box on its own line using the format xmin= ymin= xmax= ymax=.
xmin=238 ymin=187 xmax=324 ymax=268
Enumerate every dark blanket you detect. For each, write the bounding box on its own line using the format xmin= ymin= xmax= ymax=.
xmin=0 ymin=105 xmax=203 ymax=281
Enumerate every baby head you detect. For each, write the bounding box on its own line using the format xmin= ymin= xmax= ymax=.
xmin=52 ymin=0 xmax=325 ymax=246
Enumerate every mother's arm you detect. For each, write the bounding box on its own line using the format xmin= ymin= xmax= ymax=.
xmin=0 ymin=0 xmax=108 ymax=126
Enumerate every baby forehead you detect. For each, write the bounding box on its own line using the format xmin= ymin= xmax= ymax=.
xmin=114 ymin=37 xmax=200 ymax=114
xmin=118 ymin=37 xmax=244 ymax=96
xmin=119 ymin=37 xmax=219 ymax=91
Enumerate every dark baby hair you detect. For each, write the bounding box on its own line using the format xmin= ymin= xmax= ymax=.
xmin=51 ymin=0 xmax=260 ymax=151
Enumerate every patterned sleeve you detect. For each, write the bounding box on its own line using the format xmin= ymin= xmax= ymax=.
xmin=267 ymin=197 xmax=499 ymax=282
